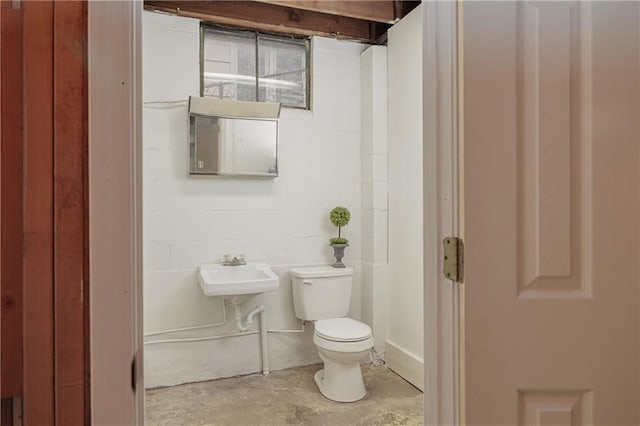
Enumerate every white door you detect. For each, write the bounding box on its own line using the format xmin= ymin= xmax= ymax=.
xmin=463 ymin=2 xmax=640 ymax=424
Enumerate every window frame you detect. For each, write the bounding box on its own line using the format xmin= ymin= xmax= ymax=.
xmin=199 ymin=23 xmax=311 ymax=110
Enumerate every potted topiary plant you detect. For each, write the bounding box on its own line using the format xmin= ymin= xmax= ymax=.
xmin=329 ymin=206 xmax=351 ymax=268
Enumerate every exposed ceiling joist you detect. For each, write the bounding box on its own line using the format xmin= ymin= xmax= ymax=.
xmin=144 ymin=1 xmax=386 ymax=42
xmin=252 ymin=0 xmax=397 ymax=24
xmin=143 ymin=1 xmax=419 ymax=43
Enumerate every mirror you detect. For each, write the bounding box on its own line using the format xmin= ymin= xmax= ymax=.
xmin=188 ymin=97 xmax=280 ymax=177
xmin=189 ymin=115 xmax=278 ymax=177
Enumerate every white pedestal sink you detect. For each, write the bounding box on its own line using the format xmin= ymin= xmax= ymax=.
xmin=198 ymin=262 xmax=279 ymax=297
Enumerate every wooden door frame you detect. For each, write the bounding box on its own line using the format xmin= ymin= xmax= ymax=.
xmin=87 ymin=2 xmax=459 ymax=425
xmin=88 ymin=1 xmax=144 ymax=425
xmin=1 ymin=0 xmax=25 ymax=402
xmin=422 ymin=2 xmax=461 ymax=425
xmin=1 ymin=2 xmax=89 ymax=424
xmin=22 ymin=3 xmax=54 ymax=423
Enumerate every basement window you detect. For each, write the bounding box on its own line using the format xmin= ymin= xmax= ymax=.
xmin=200 ymin=25 xmax=310 ymax=109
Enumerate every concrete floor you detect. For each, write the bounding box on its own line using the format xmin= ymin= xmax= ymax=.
xmin=145 ymin=363 xmax=423 ymax=426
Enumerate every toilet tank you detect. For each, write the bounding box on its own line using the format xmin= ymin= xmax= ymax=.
xmin=290 ymin=266 xmax=353 ymax=320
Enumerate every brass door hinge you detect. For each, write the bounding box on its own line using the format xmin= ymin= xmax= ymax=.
xmin=443 ymin=237 xmax=464 ymax=283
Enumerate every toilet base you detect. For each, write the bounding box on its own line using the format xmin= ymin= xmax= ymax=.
xmin=314 ymin=361 xmax=366 ymax=403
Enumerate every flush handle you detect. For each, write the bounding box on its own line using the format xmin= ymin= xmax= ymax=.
xmin=302 ymin=279 xmax=312 ymax=285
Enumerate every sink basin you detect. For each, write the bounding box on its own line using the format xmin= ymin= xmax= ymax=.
xmin=198 ymin=262 xmax=279 ymax=297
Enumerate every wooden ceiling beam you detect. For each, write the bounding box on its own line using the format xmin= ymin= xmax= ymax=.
xmin=252 ymin=1 xmax=397 ymax=24
xmin=144 ymin=1 xmax=390 ymax=43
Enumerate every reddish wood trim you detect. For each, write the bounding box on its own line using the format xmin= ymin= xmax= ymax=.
xmin=0 ymin=0 xmax=24 ymax=400
xmin=254 ymin=0 xmax=396 ymax=23
xmin=52 ymin=2 xmax=88 ymax=424
xmin=144 ymin=0 xmax=387 ymax=42
xmin=82 ymin=7 xmax=91 ymax=421
xmin=1 ymin=1 xmax=89 ymax=422
xmin=22 ymin=2 xmax=55 ymax=424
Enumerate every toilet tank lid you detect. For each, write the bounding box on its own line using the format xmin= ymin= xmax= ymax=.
xmin=290 ymin=265 xmax=353 ymax=279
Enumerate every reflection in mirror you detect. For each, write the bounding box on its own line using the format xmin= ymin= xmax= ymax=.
xmin=189 ymin=116 xmax=278 ymax=177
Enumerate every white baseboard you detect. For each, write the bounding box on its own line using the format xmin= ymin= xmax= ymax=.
xmin=385 ymin=340 xmax=424 ymax=391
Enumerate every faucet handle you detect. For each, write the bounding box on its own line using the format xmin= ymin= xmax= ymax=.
xmin=223 ymin=254 xmax=232 ymax=263
xmin=237 ymin=253 xmax=246 ymax=262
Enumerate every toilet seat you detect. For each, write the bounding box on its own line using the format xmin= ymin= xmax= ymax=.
xmin=314 ymin=317 xmax=372 ymax=342
xmin=313 ymin=331 xmax=374 ymax=354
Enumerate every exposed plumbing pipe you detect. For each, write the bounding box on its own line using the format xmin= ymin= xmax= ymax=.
xmin=143 ymin=300 xmax=309 ymax=377
xmin=268 ymin=322 xmax=306 ymax=334
xmin=142 ymin=322 xmax=306 ymax=345
xmin=145 ymin=331 xmax=260 ymax=345
xmin=234 ymin=303 xmax=252 ymax=332
xmin=143 ymin=99 xmax=188 ymax=107
xmin=233 ymin=301 xmax=270 ymax=376
xmin=144 ymin=298 xmax=227 ymax=337
xmin=258 ymin=308 xmax=270 ymax=376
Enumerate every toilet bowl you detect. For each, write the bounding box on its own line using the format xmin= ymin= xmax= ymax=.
xmin=290 ymin=266 xmax=374 ymax=402
xmin=312 ymin=317 xmax=374 ymax=402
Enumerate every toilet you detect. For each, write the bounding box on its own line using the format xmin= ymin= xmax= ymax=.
xmin=290 ymin=266 xmax=373 ymax=402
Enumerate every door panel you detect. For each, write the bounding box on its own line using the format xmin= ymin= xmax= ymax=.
xmin=464 ymin=2 xmax=640 ymax=424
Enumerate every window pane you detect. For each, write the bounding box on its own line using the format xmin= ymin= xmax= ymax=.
xmin=258 ymin=35 xmax=307 ymax=108
xmin=202 ymin=29 xmax=256 ymax=102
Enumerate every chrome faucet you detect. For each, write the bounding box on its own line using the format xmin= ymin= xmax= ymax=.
xmin=223 ymin=254 xmax=246 ymax=266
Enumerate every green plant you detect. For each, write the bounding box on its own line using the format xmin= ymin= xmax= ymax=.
xmin=329 ymin=206 xmax=350 ymax=245
xmin=330 ymin=237 xmax=349 ymax=245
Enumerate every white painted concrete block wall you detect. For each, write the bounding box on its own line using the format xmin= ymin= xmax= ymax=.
xmin=142 ymin=11 xmax=367 ymax=388
xmin=360 ymin=46 xmax=390 ymax=357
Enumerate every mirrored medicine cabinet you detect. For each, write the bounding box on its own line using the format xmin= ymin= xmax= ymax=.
xmin=188 ymin=97 xmax=281 ymax=177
